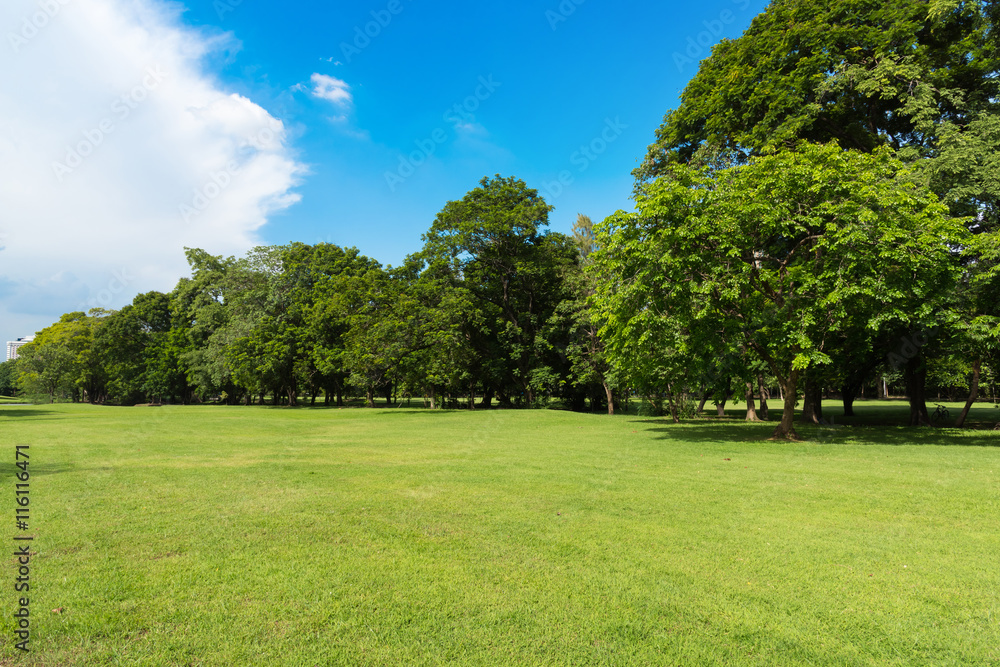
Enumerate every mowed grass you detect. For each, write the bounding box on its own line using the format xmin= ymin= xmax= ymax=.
xmin=1 ymin=401 xmax=998 ymax=666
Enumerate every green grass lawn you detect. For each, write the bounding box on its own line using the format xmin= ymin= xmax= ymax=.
xmin=1 ymin=401 xmax=998 ymax=665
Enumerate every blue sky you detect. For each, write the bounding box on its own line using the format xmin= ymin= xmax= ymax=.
xmin=0 ymin=0 xmax=768 ymax=346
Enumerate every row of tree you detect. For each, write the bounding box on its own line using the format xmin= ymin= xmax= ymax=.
xmin=10 ymin=177 xmax=619 ymax=412
xmin=8 ymin=0 xmax=999 ymax=440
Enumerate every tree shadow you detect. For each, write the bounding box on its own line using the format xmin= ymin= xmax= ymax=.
xmin=639 ymin=420 xmax=1000 ymax=447
xmin=0 ymin=408 xmax=58 ymax=419
xmin=0 ymin=462 xmax=80 ymax=477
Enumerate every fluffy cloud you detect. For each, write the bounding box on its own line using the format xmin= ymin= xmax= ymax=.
xmin=309 ymin=73 xmax=353 ymax=119
xmin=0 ymin=0 xmax=304 ymax=342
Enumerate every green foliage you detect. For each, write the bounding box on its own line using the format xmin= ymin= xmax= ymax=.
xmin=0 ymin=359 xmax=18 ymax=396
xmin=635 ymin=0 xmax=998 ymax=187
xmin=571 ymin=213 xmax=597 ymax=264
xmin=422 ymin=174 xmax=579 ymax=405
xmin=15 ymin=312 xmax=101 ymax=403
xmin=595 ymin=142 xmax=967 ymax=437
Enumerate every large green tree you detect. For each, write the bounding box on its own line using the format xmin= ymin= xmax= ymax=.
xmin=16 ymin=312 xmax=101 ymax=403
xmin=422 ymin=175 xmax=576 ymax=406
xmin=634 ymin=0 xmax=998 ymax=422
xmin=594 ymin=143 xmax=967 ymax=439
xmin=636 ymin=0 xmax=998 ymax=186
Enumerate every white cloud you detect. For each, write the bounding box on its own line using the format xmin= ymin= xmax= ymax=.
xmin=0 ymin=0 xmax=305 ymax=342
xmin=309 ymin=73 xmax=352 ymax=117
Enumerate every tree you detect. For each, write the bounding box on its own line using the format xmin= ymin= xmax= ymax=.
xmin=635 ymin=0 xmax=998 ymax=186
xmin=594 ymin=143 xmax=967 ymax=439
xmin=172 ymin=248 xmax=235 ymax=400
xmin=422 ymin=175 xmax=576 ymax=406
xmin=952 ymin=231 xmax=1000 ymax=426
xmin=93 ymin=306 xmax=146 ymax=404
xmin=285 ymin=242 xmax=381 ymax=405
xmin=552 ymin=263 xmax=616 ymax=414
xmin=0 ymin=360 xmax=17 ymax=396
xmin=633 ymin=0 xmax=999 ymax=423
xmin=16 ymin=313 xmax=100 ymax=403
xmin=571 ymin=214 xmax=598 ymax=264
xmin=332 ymin=264 xmax=418 ymax=407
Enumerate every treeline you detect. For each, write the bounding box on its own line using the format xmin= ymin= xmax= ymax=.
xmin=12 ymin=176 xmax=618 ymax=411
xmin=8 ymin=0 xmax=1000 ymax=438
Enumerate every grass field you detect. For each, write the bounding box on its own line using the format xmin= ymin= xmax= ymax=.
xmin=1 ymin=400 xmax=998 ymax=665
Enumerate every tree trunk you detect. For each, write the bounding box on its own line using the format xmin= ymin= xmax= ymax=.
xmin=955 ymin=359 xmax=981 ymax=428
xmin=715 ymin=398 xmax=727 ymax=417
xmin=841 ymin=383 xmax=856 ymax=416
xmin=771 ymin=370 xmax=801 ymax=440
xmin=745 ymin=382 xmax=760 ymax=421
xmin=469 ymin=385 xmax=475 ymax=411
xmin=696 ymin=387 xmax=709 ymax=415
xmin=801 ymin=375 xmax=822 ymax=424
xmin=482 ymin=386 xmax=493 ymax=409
xmin=904 ymin=356 xmax=931 ymax=426
xmin=757 ymin=376 xmax=769 ymax=420
xmin=603 ymin=380 xmax=615 ymax=416
xmin=666 ymin=385 xmax=679 ymax=423
xmin=714 ymin=380 xmax=733 ymax=416
xmin=365 ymin=387 xmax=375 ymax=408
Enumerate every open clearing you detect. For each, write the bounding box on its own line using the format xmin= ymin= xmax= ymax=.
xmin=1 ymin=401 xmax=998 ymax=665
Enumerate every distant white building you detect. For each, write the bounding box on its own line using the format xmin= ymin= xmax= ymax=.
xmin=6 ymin=336 xmax=34 ymax=362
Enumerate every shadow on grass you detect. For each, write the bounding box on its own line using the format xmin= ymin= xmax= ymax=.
xmin=639 ymin=419 xmax=1000 ymax=447
xmin=0 ymin=462 xmax=79 ymax=477
xmin=0 ymin=408 xmax=58 ymax=419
